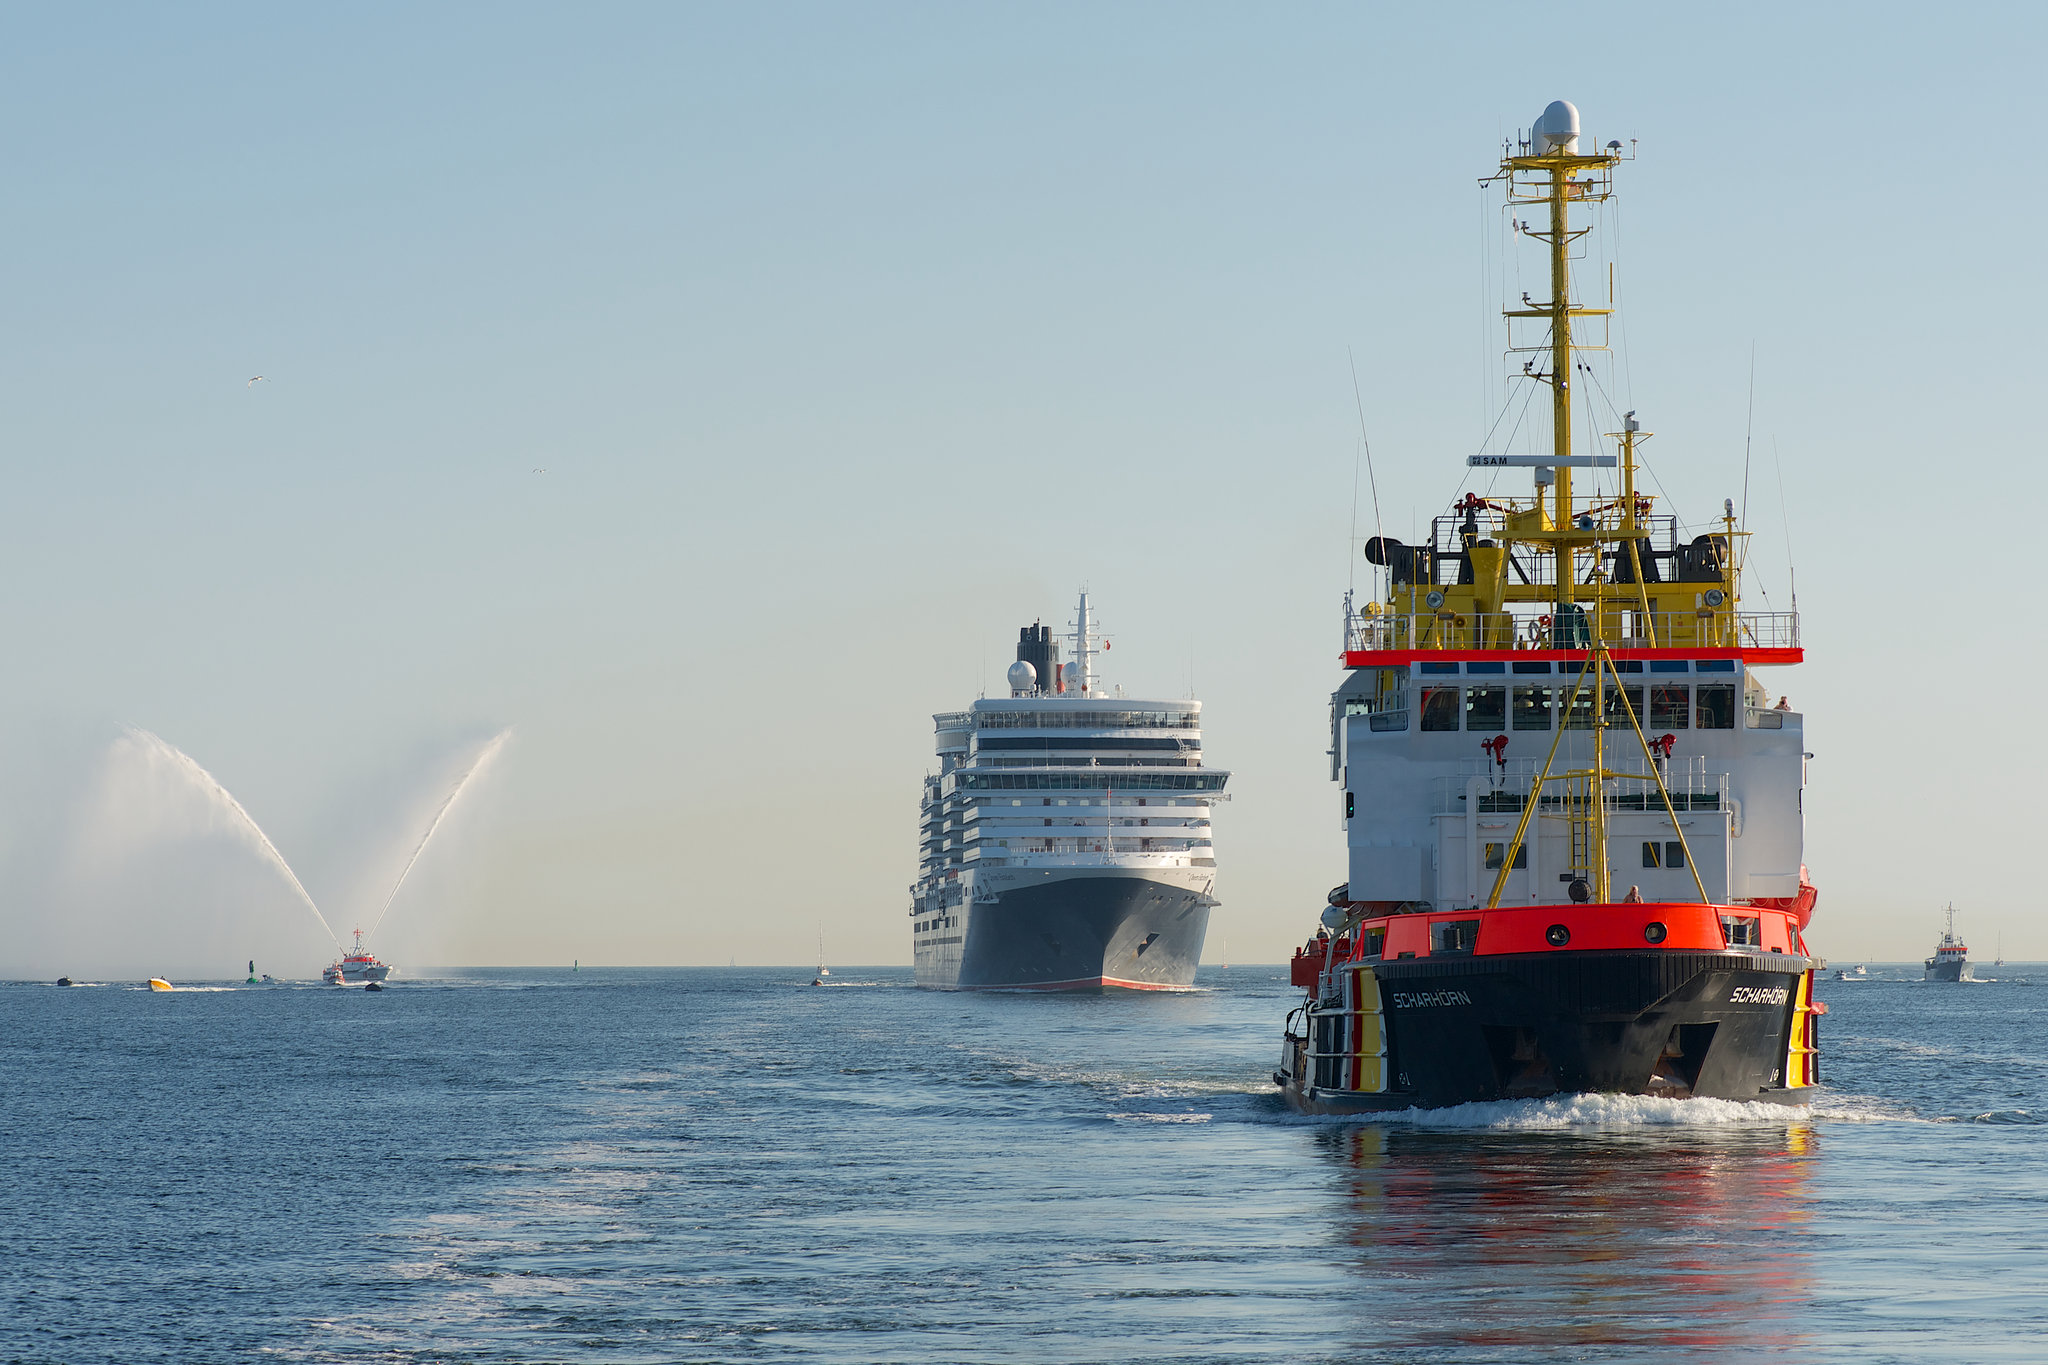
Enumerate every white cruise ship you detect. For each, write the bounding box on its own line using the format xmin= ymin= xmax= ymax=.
xmin=911 ymin=593 xmax=1227 ymax=990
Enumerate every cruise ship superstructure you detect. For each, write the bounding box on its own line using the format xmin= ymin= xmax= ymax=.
xmin=911 ymin=594 xmax=1226 ymax=990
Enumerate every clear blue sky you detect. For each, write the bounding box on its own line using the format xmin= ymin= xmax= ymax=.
xmin=1 ymin=4 xmax=2038 ymax=974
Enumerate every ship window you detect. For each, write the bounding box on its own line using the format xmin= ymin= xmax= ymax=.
xmin=1511 ymin=660 xmax=1552 ymax=674
xmin=1562 ymin=682 xmax=1598 ymax=729
xmin=1512 ymin=686 xmax=1553 ymax=731
xmin=1483 ymin=842 xmax=1528 ymax=870
xmin=1466 ymin=661 xmax=1506 ymax=674
xmin=1695 ymin=659 xmax=1736 ymax=673
xmin=1345 ymin=791 xmax=1355 ymax=819
xmin=1465 ymin=686 xmax=1506 ymax=730
xmin=1432 ymin=919 xmax=1481 ymax=954
xmin=1651 ymin=660 xmax=1689 ymax=674
xmin=1420 ymin=662 xmax=1460 ymax=675
xmin=1641 ymin=841 xmax=1661 ymax=868
xmin=1650 ymin=685 xmax=1690 ymax=729
xmin=1602 ymin=685 xmax=1645 ymax=725
xmin=1696 ymin=685 xmax=1736 ymax=729
xmin=1362 ymin=928 xmax=1387 ymax=958
xmin=1720 ymin=914 xmax=1761 ymax=947
xmin=1420 ymin=687 xmax=1460 ymax=731
xmin=1666 ymin=841 xmax=1686 ymax=869
xmin=1610 ymin=659 xmax=1644 ymax=673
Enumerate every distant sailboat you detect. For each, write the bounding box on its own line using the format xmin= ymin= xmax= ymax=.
xmin=816 ymin=926 xmax=830 ymax=978
xmin=1996 ymin=934 xmax=2005 ymax=967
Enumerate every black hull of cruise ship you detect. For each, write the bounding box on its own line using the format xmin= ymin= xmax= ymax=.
xmin=935 ymin=876 xmax=1210 ymax=991
xmin=1281 ymin=950 xmax=1820 ymax=1112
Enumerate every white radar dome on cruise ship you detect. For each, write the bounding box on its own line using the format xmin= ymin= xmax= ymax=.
xmin=1533 ymin=99 xmax=1580 ymax=154
xmin=1061 ymin=661 xmax=1082 ymax=690
xmin=1007 ymin=660 xmax=1036 ymax=695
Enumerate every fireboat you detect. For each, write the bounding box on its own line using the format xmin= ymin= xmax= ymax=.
xmin=324 ymin=930 xmax=392 ymax=985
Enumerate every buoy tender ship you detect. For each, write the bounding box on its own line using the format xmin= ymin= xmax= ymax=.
xmin=1278 ymin=101 xmax=1824 ymax=1112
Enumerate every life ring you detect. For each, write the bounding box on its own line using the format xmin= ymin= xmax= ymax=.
xmin=1538 ymin=614 xmax=1552 ymax=628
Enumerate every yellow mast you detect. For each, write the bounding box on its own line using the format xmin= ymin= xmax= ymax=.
xmin=1500 ymin=104 xmax=1619 ymax=619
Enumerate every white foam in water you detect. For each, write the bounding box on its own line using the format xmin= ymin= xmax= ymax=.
xmin=1353 ymin=1092 xmax=1810 ymax=1131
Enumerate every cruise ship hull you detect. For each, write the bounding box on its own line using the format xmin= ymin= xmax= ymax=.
xmin=919 ymin=871 xmax=1211 ymax=991
xmin=1280 ymin=948 xmax=1820 ymax=1112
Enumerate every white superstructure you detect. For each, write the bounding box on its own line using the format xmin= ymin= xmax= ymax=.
xmin=911 ymin=594 xmax=1227 ymax=990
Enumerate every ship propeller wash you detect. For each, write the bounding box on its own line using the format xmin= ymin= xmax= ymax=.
xmin=1278 ymin=101 xmax=1824 ymax=1111
xmin=912 ymin=592 xmax=1226 ymax=990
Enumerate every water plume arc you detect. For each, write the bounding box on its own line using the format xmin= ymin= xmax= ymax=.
xmin=122 ymin=726 xmax=340 ymax=949
xmin=366 ymin=728 xmax=512 ymax=943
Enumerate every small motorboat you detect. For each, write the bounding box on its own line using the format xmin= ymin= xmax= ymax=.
xmin=147 ymin=978 xmax=174 ymax=992
xmin=364 ymin=981 xmax=385 ymax=992
xmin=56 ymin=977 xmax=73 ymax=987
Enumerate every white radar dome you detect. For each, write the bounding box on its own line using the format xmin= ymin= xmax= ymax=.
xmin=1061 ymin=661 xmax=1082 ymax=690
xmin=1007 ymin=660 xmax=1036 ymax=694
xmin=1533 ymin=99 xmax=1580 ymax=154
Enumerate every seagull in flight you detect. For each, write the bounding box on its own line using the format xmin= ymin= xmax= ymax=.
xmin=532 ymin=467 xmax=548 ymax=474
xmin=247 ymin=376 xmax=266 ymax=387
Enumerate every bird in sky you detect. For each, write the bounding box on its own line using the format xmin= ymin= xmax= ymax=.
xmin=532 ymin=467 xmax=548 ymax=474
xmin=247 ymin=376 xmax=266 ymax=387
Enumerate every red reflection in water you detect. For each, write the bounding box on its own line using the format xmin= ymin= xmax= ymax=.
xmin=1322 ymin=1122 xmax=1818 ymax=1355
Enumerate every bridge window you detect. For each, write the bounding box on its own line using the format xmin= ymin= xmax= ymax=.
xmin=1512 ymin=685 xmax=1553 ymax=731
xmin=1511 ymin=660 xmax=1552 ymax=674
xmin=1420 ymin=662 xmax=1460 ymax=675
xmin=1602 ymin=685 xmax=1645 ymax=725
xmin=1465 ymin=686 xmax=1506 ymax=730
xmin=1562 ymin=681 xmax=1598 ymax=729
xmin=1650 ymin=685 xmax=1690 ymax=729
xmin=1420 ymin=687 xmax=1460 ymax=731
xmin=1650 ymin=660 xmax=1689 ymax=674
xmin=1696 ymin=684 xmax=1736 ymax=730
xmin=1466 ymin=661 xmax=1506 ymax=674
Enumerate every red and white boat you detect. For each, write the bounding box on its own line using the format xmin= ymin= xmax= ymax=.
xmin=324 ymin=929 xmax=392 ymax=985
xmin=1278 ymin=100 xmax=1823 ymax=1112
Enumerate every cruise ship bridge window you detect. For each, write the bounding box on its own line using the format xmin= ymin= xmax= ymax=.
xmin=1420 ymin=686 xmax=1460 ymax=731
xmin=1512 ymin=685 xmax=1553 ymax=730
xmin=1464 ymin=686 xmax=1506 ymax=730
xmin=1650 ymin=684 xmax=1690 ymax=729
xmin=1695 ymin=684 xmax=1736 ymax=729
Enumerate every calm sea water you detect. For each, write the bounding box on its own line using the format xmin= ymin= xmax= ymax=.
xmin=4 ymin=965 xmax=2044 ymax=1363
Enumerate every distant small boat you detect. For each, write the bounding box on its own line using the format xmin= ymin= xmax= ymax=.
xmin=148 ymin=978 xmax=174 ymax=992
xmin=324 ymin=929 xmax=391 ymax=985
xmin=364 ymin=981 xmax=385 ymax=992
xmin=56 ymin=977 xmax=73 ymax=987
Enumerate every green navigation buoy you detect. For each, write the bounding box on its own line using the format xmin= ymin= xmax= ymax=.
xmin=246 ymin=958 xmax=258 ymax=985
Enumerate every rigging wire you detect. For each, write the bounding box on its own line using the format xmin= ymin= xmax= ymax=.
xmin=1347 ymin=347 xmax=1385 ymax=598
xmin=1774 ymin=436 xmax=1798 ymax=615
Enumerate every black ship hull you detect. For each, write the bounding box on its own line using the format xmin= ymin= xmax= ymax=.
xmin=928 ymin=875 xmax=1211 ymax=991
xmin=1280 ymin=949 xmax=1820 ymax=1112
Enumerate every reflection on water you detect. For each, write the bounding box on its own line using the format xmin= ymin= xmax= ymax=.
xmin=1320 ymin=1123 xmax=1817 ymax=1358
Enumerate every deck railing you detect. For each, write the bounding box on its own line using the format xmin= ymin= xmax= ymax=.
xmin=1348 ymin=609 xmax=1799 ymax=654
